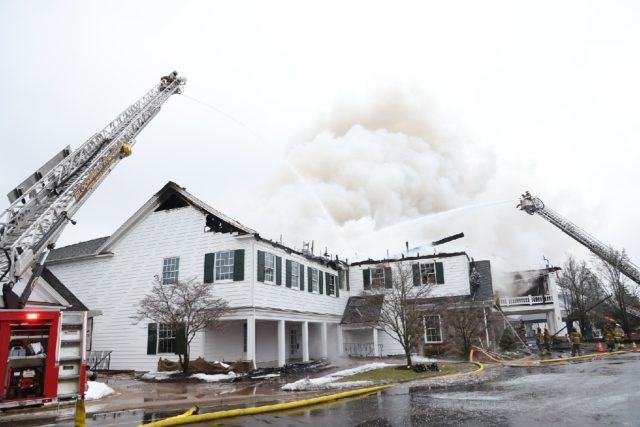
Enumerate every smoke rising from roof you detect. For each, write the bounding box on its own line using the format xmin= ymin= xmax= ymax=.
xmin=257 ymin=86 xmax=581 ymax=289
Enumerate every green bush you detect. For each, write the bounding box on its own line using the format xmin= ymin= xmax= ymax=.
xmin=499 ymin=327 xmax=516 ymax=351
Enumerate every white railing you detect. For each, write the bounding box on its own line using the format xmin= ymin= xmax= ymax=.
xmin=499 ymin=294 xmax=553 ymax=307
xmin=343 ymin=343 xmax=384 ymax=357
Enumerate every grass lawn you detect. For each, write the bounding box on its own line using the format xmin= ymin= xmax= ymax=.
xmin=338 ymin=362 xmax=475 ymax=383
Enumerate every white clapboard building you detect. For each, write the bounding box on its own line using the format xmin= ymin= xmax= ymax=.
xmin=47 ymin=181 xmax=492 ymax=371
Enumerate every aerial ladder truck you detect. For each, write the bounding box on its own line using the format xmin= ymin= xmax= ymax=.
xmin=0 ymin=71 xmax=185 ymax=409
xmin=517 ymin=191 xmax=640 ymax=333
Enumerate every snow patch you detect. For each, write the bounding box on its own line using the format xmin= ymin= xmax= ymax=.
xmin=140 ymin=370 xmax=180 ymax=381
xmin=85 ymin=381 xmax=115 ymax=400
xmin=191 ymin=372 xmax=237 ymax=382
xmin=282 ymin=362 xmax=397 ymax=391
xmin=251 ymin=373 xmax=281 ymax=379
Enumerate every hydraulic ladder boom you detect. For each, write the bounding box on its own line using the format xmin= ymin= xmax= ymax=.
xmin=1 ymin=71 xmax=186 ymax=308
xmin=517 ymin=191 xmax=640 ymax=286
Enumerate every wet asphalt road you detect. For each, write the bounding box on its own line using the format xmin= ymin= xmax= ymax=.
xmin=8 ymin=353 xmax=640 ymax=426
xmin=208 ymin=353 xmax=640 ymax=427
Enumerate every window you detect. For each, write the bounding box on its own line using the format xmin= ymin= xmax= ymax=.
xmin=420 ymin=262 xmax=436 ymax=285
xmin=424 ymin=316 xmax=442 ymax=343
xmin=158 ymin=323 xmax=176 ymax=353
xmin=215 ymin=251 xmax=235 ymax=281
xmin=162 ymin=257 xmax=180 ymax=285
xmin=311 ymin=269 xmax=319 ymax=292
xmin=327 ymin=274 xmax=336 ymax=296
xmin=264 ymin=253 xmax=275 ymax=283
xmin=371 ymin=268 xmax=385 ymax=288
xmin=291 ymin=261 xmax=300 ymax=289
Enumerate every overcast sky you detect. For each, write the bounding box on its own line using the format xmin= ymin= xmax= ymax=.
xmin=1 ymin=1 xmax=639 ymax=273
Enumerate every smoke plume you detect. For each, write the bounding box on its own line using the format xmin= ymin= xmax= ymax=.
xmin=257 ymin=86 xmax=584 ymax=292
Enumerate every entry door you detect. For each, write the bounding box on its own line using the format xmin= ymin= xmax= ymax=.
xmin=289 ymin=328 xmax=301 ymax=358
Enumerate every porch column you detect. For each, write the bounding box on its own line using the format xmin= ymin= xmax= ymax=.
xmin=546 ymin=311 xmax=558 ymax=335
xmin=373 ymin=328 xmax=380 ymax=357
xmin=277 ymin=319 xmax=286 ymax=367
xmin=320 ymin=322 xmax=328 ymax=359
xmin=247 ymin=316 xmax=256 ymax=368
xmin=337 ymin=325 xmax=344 ymax=356
xmin=302 ymin=321 xmax=309 ymax=362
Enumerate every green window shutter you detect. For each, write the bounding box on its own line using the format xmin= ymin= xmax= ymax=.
xmin=319 ymin=271 xmax=324 ymax=294
xmin=257 ymin=251 xmax=265 ymax=282
xmin=336 ymin=274 xmax=340 ymax=297
xmin=363 ymin=269 xmax=371 ymax=290
xmin=299 ymin=264 xmax=305 ymax=291
xmin=412 ymin=263 xmax=421 ymax=286
xmin=347 ymin=269 xmax=350 ymax=291
xmin=174 ymin=323 xmax=186 ymax=355
xmin=233 ymin=249 xmax=245 ymax=281
xmin=307 ymin=267 xmax=313 ymax=292
xmin=276 ymin=256 xmax=282 ymax=285
xmin=325 ymin=272 xmax=330 ymax=296
xmin=436 ymin=262 xmax=445 ymax=284
xmin=285 ymin=260 xmax=292 ymax=288
xmin=384 ymin=267 xmax=393 ymax=289
xmin=147 ymin=323 xmax=157 ymax=355
xmin=204 ymin=253 xmax=215 ymax=284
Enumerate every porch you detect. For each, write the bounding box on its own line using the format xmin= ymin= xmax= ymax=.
xmin=203 ymin=318 xmax=339 ymax=368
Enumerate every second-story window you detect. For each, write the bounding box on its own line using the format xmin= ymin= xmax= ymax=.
xmin=162 ymin=257 xmax=180 ymax=285
xmin=215 ymin=251 xmax=235 ymax=281
xmin=371 ymin=268 xmax=385 ymax=288
xmin=327 ymin=274 xmax=336 ymax=296
xmin=264 ymin=253 xmax=275 ymax=283
xmin=291 ymin=261 xmax=300 ymax=289
xmin=311 ymin=269 xmax=319 ymax=292
xmin=420 ymin=262 xmax=436 ymax=285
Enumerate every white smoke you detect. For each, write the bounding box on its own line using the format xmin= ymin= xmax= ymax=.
xmin=257 ymin=86 xmax=588 ymax=291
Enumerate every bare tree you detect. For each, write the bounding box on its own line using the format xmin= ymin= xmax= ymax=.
xmin=558 ymin=256 xmax=604 ymax=338
xmin=133 ymin=277 xmax=229 ymax=372
xmin=593 ymin=248 xmax=632 ymax=337
xmin=366 ymin=262 xmax=434 ymax=367
xmin=441 ymin=302 xmax=491 ymax=355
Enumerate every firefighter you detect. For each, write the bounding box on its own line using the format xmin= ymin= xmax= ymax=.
xmin=535 ymin=327 xmax=545 ymax=355
xmin=614 ymin=324 xmax=625 ymax=350
xmin=569 ymin=328 xmax=582 ymax=357
xmin=604 ymin=324 xmax=616 ymax=352
xmin=543 ymin=327 xmax=552 ymax=354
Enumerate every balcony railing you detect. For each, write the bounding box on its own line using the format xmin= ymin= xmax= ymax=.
xmin=343 ymin=342 xmax=384 ymax=357
xmin=499 ymin=294 xmax=553 ymax=307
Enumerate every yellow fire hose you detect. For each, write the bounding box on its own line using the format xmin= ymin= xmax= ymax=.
xmin=473 ymin=345 xmax=626 ymax=366
xmin=137 ymin=384 xmax=392 ymax=427
xmin=74 ymin=399 xmax=86 ymax=427
xmin=138 ymin=355 xmax=486 ymax=427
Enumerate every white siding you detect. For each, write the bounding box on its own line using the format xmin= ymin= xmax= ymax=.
xmin=348 ymin=255 xmax=471 ymax=298
xmin=252 ymin=243 xmax=349 ymax=316
xmin=204 ymin=321 xmax=245 ymax=362
xmin=255 ymin=321 xmax=278 ymax=364
xmin=49 ymin=206 xmax=252 ymax=371
xmin=379 ymin=329 xmax=405 ymax=356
